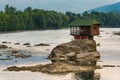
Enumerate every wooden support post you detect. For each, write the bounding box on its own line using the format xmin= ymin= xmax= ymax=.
xmin=88 ymin=35 xmax=94 ymax=40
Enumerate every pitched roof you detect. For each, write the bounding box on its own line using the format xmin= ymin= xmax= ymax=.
xmin=69 ymin=19 xmax=100 ymax=26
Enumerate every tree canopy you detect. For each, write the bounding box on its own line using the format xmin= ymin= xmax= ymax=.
xmin=0 ymin=5 xmax=120 ymax=32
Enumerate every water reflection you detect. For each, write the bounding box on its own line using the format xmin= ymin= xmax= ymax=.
xmin=50 ymin=54 xmax=100 ymax=80
xmin=73 ymin=71 xmax=100 ymax=80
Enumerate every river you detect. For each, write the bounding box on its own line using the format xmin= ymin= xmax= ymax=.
xmin=0 ymin=28 xmax=120 ymax=80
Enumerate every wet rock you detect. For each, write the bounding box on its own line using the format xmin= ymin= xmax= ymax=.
xmin=117 ymin=65 xmax=120 ymax=67
xmin=23 ymin=43 xmax=30 ymax=45
xmin=2 ymin=41 xmax=11 ymax=44
xmin=7 ymin=55 xmax=10 ymax=58
xmin=7 ymin=66 xmax=21 ymax=71
xmin=2 ymin=41 xmax=7 ymax=43
xmin=8 ymin=47 xmax=12 ymax=49
xmin=10 ymin=53 xmax=31 ymax=58
xmin=101 ymin=65 xmax=120 ymax=68
xmin=6 ymin=64 xmax=100 ymax=80
xmin=0 ymin=44 xmax=8 ymax=49
xmin=8 ymin=42 xmax=12 ymax=44
xmin=49 ymin=39 xmax=100 ymax=65
xmin=14 ymin=60 xmax=18 ymax=62
xmin=34 ymin=43 xmax=50 ymax=46
xmin=0 ymin=58 xmax=12 ymax=60
xmin=102 ymin=65 xmax=115 ymax=67
xmin=11 ymin=50 xmax=19 ymax=53
xmin=6 ymin=62 xmax=97 ymax=73
xmin=14 ymin=43 xmax=20 ymax=45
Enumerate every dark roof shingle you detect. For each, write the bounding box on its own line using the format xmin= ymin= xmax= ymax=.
xmin=70 ymin=19 xmax=100 ymax=26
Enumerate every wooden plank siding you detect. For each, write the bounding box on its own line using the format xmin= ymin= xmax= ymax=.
xmin=90 ymin=24 xmax=100 ymax=35
xmin=70 ymin=26 xmax=91 ymax=36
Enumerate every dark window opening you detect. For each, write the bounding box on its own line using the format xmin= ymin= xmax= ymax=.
xmin=93 ymin=27 xmax=97 ymax=30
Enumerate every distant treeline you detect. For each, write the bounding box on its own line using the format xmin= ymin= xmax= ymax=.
xmin=0 ymin=5 xmax=120 ymax=32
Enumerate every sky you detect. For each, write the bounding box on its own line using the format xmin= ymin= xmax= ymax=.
xmin=0 ymin=0 xmax=120 ymax=13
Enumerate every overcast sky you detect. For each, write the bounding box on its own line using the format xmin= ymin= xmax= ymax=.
xmin=0 ymin=0 xmax=120 ymax=13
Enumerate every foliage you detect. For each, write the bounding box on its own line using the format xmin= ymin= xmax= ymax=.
xmin=0 ymin=5 xmax=120 ymax=32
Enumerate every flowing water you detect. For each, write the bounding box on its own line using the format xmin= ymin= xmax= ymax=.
xmin=0 ymin=28 xmax=120 ymax=80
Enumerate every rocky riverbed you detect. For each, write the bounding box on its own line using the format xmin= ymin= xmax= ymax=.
xmin=6 ymin=39 xmax=100 ymax=73
xmin=0 ymin=29 xmax=120 ymax=80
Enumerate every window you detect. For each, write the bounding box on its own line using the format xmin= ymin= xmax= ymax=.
xmin=93 ymin=26 xmax=97 ymax=30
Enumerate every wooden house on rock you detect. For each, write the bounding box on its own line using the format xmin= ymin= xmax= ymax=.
xmin=70 ymin=19 xmax=100 ymax=40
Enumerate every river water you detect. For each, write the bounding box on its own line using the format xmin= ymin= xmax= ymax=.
xmin=0 ymin=28 xmax=120 ymax=80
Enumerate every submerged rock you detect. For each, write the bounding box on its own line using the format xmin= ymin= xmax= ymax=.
xmin=26 ymin=45 xmax=32 ymax=47
xmin=0 ymin=44 xmax=8 ymax=49
xmin=23 ymin=43 xmax=30 ymax=45
xmin=14 ymin=43 xmax=20 ymax=45
xmin=11 ymin=50 xmax=19 ymax=53
xmin=10 ymin=53 xmax=31 ymax=58
xmin=34 ymin=43 xmax=50 ymax=46
xmin=6 ymin=62 xmax=97 ymax=73
xmin=2 ymin=41 xmax=11 ymax=44
xmin=7 ymin=50 xmax=32 ymax=59
xmin=0 ymin=58 xmax=12 ymax=60
xmin=2 ymin=41 xmax=8 ymax=44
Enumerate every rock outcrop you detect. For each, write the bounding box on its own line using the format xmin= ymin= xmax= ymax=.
xmin=6 ymin=39 xmax=100 ymax=73
xmin=6 ymin=62 xmax=99 ymax=73
xmin=49 ymin=39 xmax=100 ymax=65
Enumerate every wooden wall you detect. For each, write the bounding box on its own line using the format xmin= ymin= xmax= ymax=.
xmin=90 ymin=24 xmax=99 ymax=35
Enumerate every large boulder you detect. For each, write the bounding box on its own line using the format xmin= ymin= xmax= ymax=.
xmin=49 ymin=39 xmax=100 ymax=65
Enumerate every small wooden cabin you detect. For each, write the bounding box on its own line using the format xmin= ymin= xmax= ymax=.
xmin=70 ymin=19 xmax=100 ymax=40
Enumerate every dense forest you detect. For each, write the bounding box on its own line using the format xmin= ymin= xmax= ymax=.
xmin=0 ymin=5 xmax=120 ymax=32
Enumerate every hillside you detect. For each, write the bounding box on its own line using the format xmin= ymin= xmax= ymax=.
xmin=89 ymin=2 xmax=120 ymax=13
